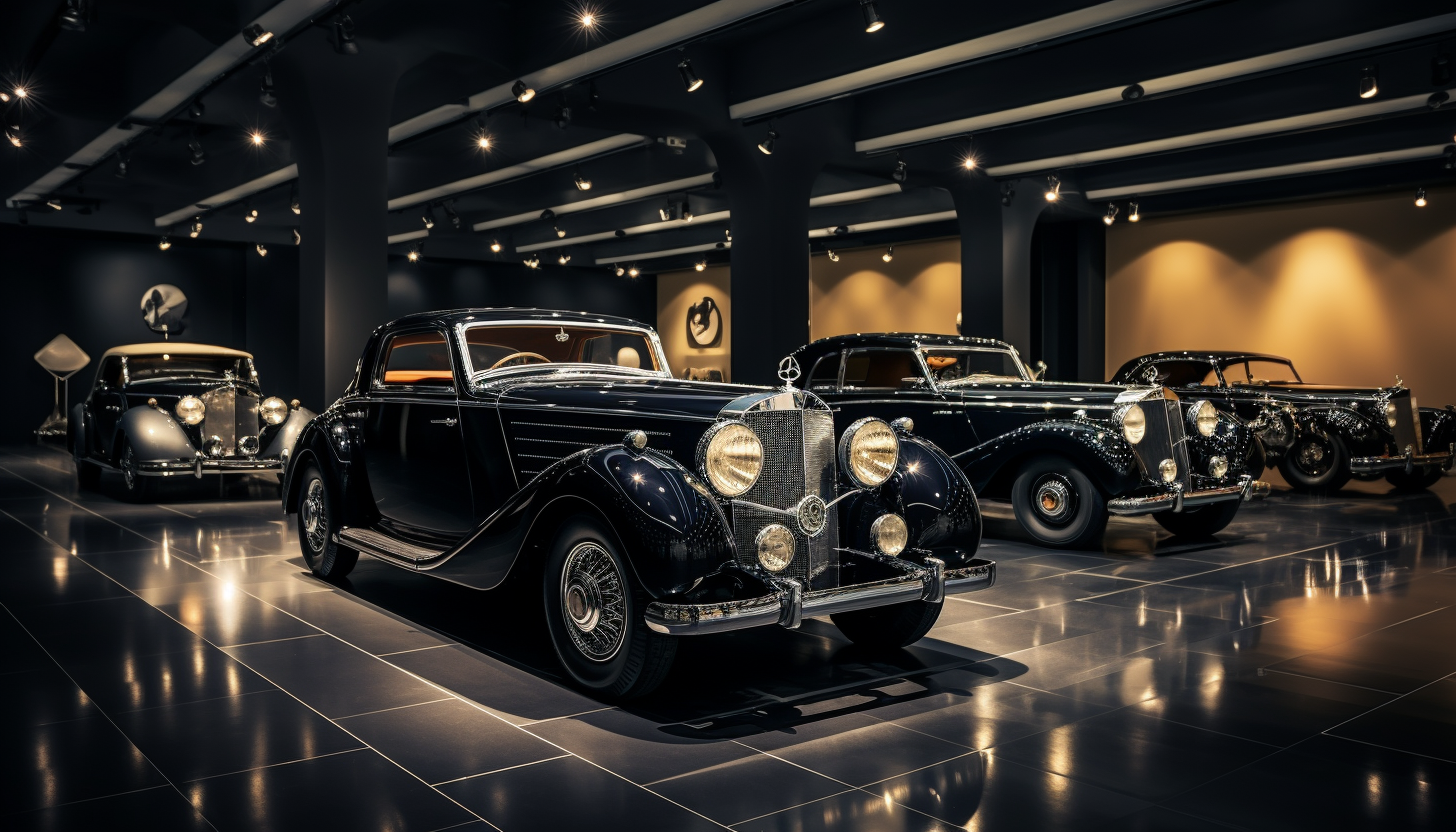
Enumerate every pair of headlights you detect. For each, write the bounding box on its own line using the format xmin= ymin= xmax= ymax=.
xmin=699 ymin=417 xmax=900 ymax=498
xmin=173 ymin=395 xmax=290 ymax=427
xmin=1116 ymin=400 xmax=1220 ymax=445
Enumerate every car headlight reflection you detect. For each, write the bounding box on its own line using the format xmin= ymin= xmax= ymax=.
xmin=1384 ymin=402 xmax=1398 ymax=428
xmin=1159 ymin=458 xmax=1178 ymax=483
xmin=1209 ymin=456 xmax=1229 ymax=478
xmin=701 ymin=421 xmax=763 ymax=497
xmin=175 ymin=396 xmax=205 ymax=426
xmin=1118 ymin=403 xmax=1146 ymax=445
xmin=871 ymin=513 xmax=908 ymax=556
xmin=1191 ymin=400 xmax=1219 ymax=437
xmin=839 ymin=418 xmax=899 ymax=488
xmin=261 ymin=396 xmax=289 ymax=426
xmin=756 ymin=524 xmax=795 ymax=572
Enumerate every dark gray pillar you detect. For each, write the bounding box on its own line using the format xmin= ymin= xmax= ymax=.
xmin=1076 ymin=221 xmax=1107 ymax=382
xmin=950 ymin=179 xmax=1003 ymax=339
xmin=1000 ymin=178 xmax=1049 ymax=356
xmin=274 ymin=38 xmax=399 ymax=408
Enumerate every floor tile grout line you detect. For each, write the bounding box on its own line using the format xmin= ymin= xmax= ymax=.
xmin=1316 ymin=666 xmax=1456 ymax=737
xmin=335 ymin=696 xmax=459 ymax=720
xmin=217 ymin=632 xmax=327 ymax=649
xmin=1253 ymin=667 xmax=1403 ymax=695
xmin=725 ymin=788 xmax=861 ymax=827
xmin=376 ymin=643 xmax=459 ymax=657
xmin=428 ymin=754 xmax=573 ymax=786
xmin=516 ymin=705 xmax=618 ymax=726
xmin=1 ymin=783 xmax=184 ymax=820
xmin=0 ymin=601 xmax=223 ymax=832
xmin=178 ymin=746 xmax=370 ymax=785
xmin=1316 ymin=730 xmax=1456 ymax=766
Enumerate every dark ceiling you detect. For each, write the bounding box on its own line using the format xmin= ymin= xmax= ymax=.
xmin=3 ymin=0 xmax=1454 ymax=273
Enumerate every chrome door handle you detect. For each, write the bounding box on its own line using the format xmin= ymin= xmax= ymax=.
xmin=104 ymin=405 xmax=121 ymax=412
xmin=932 ymin=410 xmax=953 ymax=415
xmin=430 ymin=417 xmax=458 ymax=426
xmin=345 ymin=410 xmax=366 ymax=419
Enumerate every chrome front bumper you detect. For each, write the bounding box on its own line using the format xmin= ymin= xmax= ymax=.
xmin=138 ymin=458 xmax=282 ymax=477
xmin=1107 ymin=475 xmax=1271 ymax=517
xmin=644 ymin=551 xmax=996 ymax=636
xmin=1349 ymin=444 xmax=1455 ymax=475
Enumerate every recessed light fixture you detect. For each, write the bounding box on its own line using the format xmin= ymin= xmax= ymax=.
xmin=477 ymin=134 xmax=492 ymax=150
xmin=678 ymin=59 xmax=704 ymax=92
xmin=758 ymin=129 xmax=777 ymax=155
xmin=242 ymin=23 xmax=273 ymax=47
xmin=628 ymin=266 xmax=640 ymax=277
xmin=244 ymin=204 xmax=258 ymax=223
xmin=580 ymin=9 xmax=597 ymax=28
xmin=1128 ymin=201 xmax=1141 ymax=222
xmin=1415 ymin=187 xmax=1427 ymax=207
xmin=694 ymin=260 xmax=706 ymax=271
xmin=512 ymin=80 xmax=535 ymax=103
xmin=574 ymin=168 xmax=592 ymax=191
xmin=1358 ymin=65 xmax=1378 ymax=99
xmin=490 ymin=240 xmax=502 ymax=253
xmin=0 ymin=91 xmax=8 ymax=103
xmin=422 ymin=207 xmax=436 ymax=230
xmin=1044 ymin=174 xmax=1061 ymax=202
xmin=255 ymin=242 xmax=268 ymax=257
xmin=882 ymin=245 xmax=894 ymax=263
xmin=860 ymin=0 xmax=885 ymax=33
xmin=158 ymin=236 xmax=171 ymax=250
xmin=1103 ymin=203 xmax=1119 ymax=225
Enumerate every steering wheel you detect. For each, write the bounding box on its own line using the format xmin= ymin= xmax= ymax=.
xmin=490 ymin=351 xmax=551 ymax=370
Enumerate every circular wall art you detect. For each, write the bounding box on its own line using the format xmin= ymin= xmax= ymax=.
xmin=140 ymin=284 xmax=188 ymax=336
xmin=686 ymin=296 xmax=723 ymax=348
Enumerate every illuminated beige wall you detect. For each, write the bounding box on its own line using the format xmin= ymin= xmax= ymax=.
xmin=809 ymin=237 xmax=961 ymax=340
xmin=657 ymin=266 xmax=732 ymax=381
xmin=1107 ymin=185 xmax=1456 ymax=407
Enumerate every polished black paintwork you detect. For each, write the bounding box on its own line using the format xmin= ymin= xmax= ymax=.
xmin=791 ymin=335 xmax=1259 ymax=501
xmin=284 ymin=309 xmax=982 ymax=600
xmin=1112 ymin=351 xmax=1456 ymax=467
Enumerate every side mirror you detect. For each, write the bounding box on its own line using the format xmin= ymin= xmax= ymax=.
xmin=1031 ymin=360 xmax=1048 ymax=381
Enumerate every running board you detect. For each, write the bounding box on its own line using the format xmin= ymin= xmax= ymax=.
xmin=338 ymin=527 xmax=446 ymax=565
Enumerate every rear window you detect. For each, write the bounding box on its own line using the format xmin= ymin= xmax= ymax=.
xmin=379 ymin=331 xmax=454 ymax=387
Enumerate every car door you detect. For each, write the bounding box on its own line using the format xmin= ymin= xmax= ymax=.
xmin=91 ymin=357 xmax=126 ymax=461
xmin=358 ymin=328 xmax=475 ymax=536
xmin=833 ymin=348 xmax=975 ymax=456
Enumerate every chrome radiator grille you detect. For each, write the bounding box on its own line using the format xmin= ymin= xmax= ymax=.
xmin=199 ymin=388 xmax=262 ymax=457
xmin=1131 ymin=393 xmax=1192 ymax=488
xmin=730 ymin=405 xmax=840 ymax=589
xmin=1391 ymin=392 xmax=1422 ymax=453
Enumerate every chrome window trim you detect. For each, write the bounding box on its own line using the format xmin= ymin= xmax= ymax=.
xmin=371 ymin=325 xmax=461 ymax=396
xmin=453 ymin=319 xmax=672 ymax=384
xmin=912 ymin=344 xmax=1032 ymax=387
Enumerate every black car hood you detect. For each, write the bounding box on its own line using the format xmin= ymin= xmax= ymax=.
xmin=941 ymin=379 xmax=1156 ymax=409
xmin=493 ymin=375 xmax=764 ymax=422
xmin=1231 ymin=382 xmax=1394 ymax=401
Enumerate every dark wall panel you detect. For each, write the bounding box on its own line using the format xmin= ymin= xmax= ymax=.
xmin=385 ymin=257 xmax=657 ymax=327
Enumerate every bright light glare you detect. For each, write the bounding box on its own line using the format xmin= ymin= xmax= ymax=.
xmin=476 ymin=135 xmax=491 ymax=150
xmin=581 ymin=13 xmax=596 ymax=27
xmin=962 ymin=157 xmax=977 ymax=170
xmin=250 ymin=131 xmax=265 ymax=146
xmin=14 ymin=87 xmax=27 ymax=98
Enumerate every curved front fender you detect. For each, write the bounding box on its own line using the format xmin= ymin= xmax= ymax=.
xmin=262 ymin=406 xmax=317 ymax=461
xmin=957 ymin=419 xmax=1141 ymax=498
xmin=118 ymin=407 xmax=196 ymax=460
xmin=839 ymin=434 xmax=981 ymax=565
xmin=1420 ymin=407 xmax=1456 ymax=453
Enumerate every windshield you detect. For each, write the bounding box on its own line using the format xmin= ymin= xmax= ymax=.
xmin=1141 ymin=360 xmax=1220 ymax=387
xmin=461 ymin=324 xmax=663 ymax=380
xmin=1223 ymin=358 xmax=1302 ymax=385
xmin=922 ymin=348 xmax=1027 ymax=385
xmin=125 ymin=354 xmax=256 ymax=385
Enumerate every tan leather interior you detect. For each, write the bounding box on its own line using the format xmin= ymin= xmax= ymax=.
xmin=382 ymin=370 xmax=453 ymax=384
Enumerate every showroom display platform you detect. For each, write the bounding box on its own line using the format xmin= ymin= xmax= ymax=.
xmin=2 ymin=446 xmax=1454 ymax=831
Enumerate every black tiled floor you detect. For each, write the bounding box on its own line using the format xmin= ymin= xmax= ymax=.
xmin=4 ymin=447 xmax=1456 ymax=829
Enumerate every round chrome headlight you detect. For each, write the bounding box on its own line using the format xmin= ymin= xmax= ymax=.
xmin=1208 ymin=456 xmax=1229 ymax=479
xmin=1118 ymin=403 xmax=1146 ymax=445
xmin=261 ymin=396 xmax=289 ymax=426
xmin=838 ymin=418 xmax=899 ymax=488
xmin=175 ymin=396 xmax=205 ymax=426
xmin=1191 ymin=400 xmax=1219 ymax=437
xmin=700 ymin=422 xmax=763 ymax=497
xmin=238 ymin=436 xmax=260 ymax=457
xmin=1159 ymin=458 xmax=1178 ymax=483
xmin=871 ymin=513 xmax=909 ymax=556
xmin=1384 ymin=401 xmax=1398 ymax=428
xmin=204 ymin=436 xmax=225 ymax=458
xmin=756 ymin=524 xmax=795 ymax=572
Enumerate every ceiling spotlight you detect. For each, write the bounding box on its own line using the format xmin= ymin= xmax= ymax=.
xmin=574 ymin=168 xmax=592 ymax=191
xmin=293 ymin=228 xmax=301 ymax=245
xmin=334 ymin=16 xmax=358 ymax=55
xmin=1128 ymin=201 xmax=1141 ymax=222
xmin=694 ymin=260 xmax=706 ymax=272
xmin=683 ymin=207 xmax=694 ymax=222
xmin=1430 ymin=91 xmax=1451 ymax=110
xmin=250 ymin=130 xmax=266 ymax=146
xmin=1444 ymin=145 xmax=1456 ymax=170
xmin=1358 ymin=65 xmax=1378 ymax=99
xmin=158 ymin=236 xmax=171 ymax=251
xmin=422 ymin=206 xmax=436 ymax=229
xmin=757 ymin=129 xmax=778 ymax=155
xmin=614 ymin=265 xmax=625 ymax=276
xmin=46 ymin=199 xmax=62 ymax=211
xmin=860 ymin=0 xmax=885 ymax=33
xmin=244 ymin=204 xmax=258 ymax=223
xmin=290 ymin=186 xmax=300 ymax=215
xmin=678 ymin=59 xmax=704 ymax=93
xmin=555 ymin=225 xmax=566 ymax=238
xmin=1001 ymin=182 xmax=1015 ymax=206
xmin=827 ymin=250 xmax=839 ymax=262
xmin=444 ymin=201 xmax=461 ymax=229
xmin=833 ymin=225 xmax=849 ymax=235
xmin=408 ymin=247 xmax=420 ymax=262
xmin=6 ymin=125 xmax=23 ymax=148
xmin=1415 ymin=187 xmax=1427 ymax=207
xmin=892 ymin=157 xmax=907 ymax=183
xmin=115 ymin=152 xmax=129 ymax=178
xmin=1121 ymin=84 xmax=1145 ymax=101
xmin=259 ymin=68 xmax=277 ymax=107
xmin=242 ymin=23 xmax=274 ymax=47
xmin=1103 ymin=203 xmax=1119 ymax=225
xmin=490 ymin=240 xmax=502 ymax=253
xmin=882 ymin=245 xmax=894 ymax=263
xmin=553 ymin=105 xmax=572 ymax=129
xmin=0 ymin=92 xmax=8 ymax=103
xmin=659 ymin=204 xmax=672 ymax=222
xmin=255 ymin=242 xmax=268 ymax=257
xmin=476 ymin=134 xmax=492 ymax=150
xmin=540 ymin=208 xmax=555 ymax=220
xmin=962 ymin=156 xmax=977 ymax=171
xmin=1044 ymin=174 xmax=1061 ymax=202
xmin=14 ymin=87 xmax=27 ymax=99
xmin=189 ymin=135 xmax=205 ymax=165
xmin=59 ymin=0 xmax=88 ymax=32
xmin=725 ymin=228 xmax=732 ymax=241
xmin=580 ymin=12 xmax=597 ymax=28
xmin=190 ymin=219 xmax=203 ymax=238
xmin=627 ymin=266 xmax=640 ymax=277
xmin=512 ymin=80 xmax=535 ymax=103
xmin=524 ymin=256 xmax=539 ymax=269
xmin=188 ymin=100 xmax=205 ymax=118
xmin=558 ymin=252 xmax=572 ymax=265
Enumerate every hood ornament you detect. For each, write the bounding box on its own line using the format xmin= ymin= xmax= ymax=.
xmin=554 ymin=327 xmax=570 ymax=343
xmin=1395 ymin=374 xmax=1404 ymax=388
xmin=778 ymin=356 xmax=801 ymax=388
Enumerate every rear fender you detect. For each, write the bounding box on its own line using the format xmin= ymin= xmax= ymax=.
xmin=1420 ymin=406 xmax=1456 ymax=453
xmin=282 ymin=412 xmax=374 ymax=526
xmin=956 ymin=420 xmax=1140 ymax=498
xmin=117 ymin=406 xmax=196 ymax=460
xmin=1294 ymin=407 xmax=1384 ymax=456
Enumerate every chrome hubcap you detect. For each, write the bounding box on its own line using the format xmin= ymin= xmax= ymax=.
xmin=1033 ymin=476 xmax=1075 ymax=523
xmin=1296 ymin=440 xmax=1332 ymax=476
xmin=301 ymin=478 xmax=328 ymax=554
xmin=560 ymin=541 xmax=626 ymax=662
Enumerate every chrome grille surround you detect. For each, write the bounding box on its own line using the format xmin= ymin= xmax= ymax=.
xmin=198 ymin=386 xmax=263 ymax=457
xmin=1117 ymin=387 xmax=1192 ymax=489
xmin=1389 ymin=390 xmax=1422 ymax=453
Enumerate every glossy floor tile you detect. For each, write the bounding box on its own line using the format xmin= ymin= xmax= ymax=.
xmin=3 ymin=447 xmax=1456 ymax=829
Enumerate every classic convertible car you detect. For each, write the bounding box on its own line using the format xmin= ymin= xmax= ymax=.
xmin=790 ymin=334 xmax=1270 ymax=548
xmin=1112 ymin=351 xmax=1456 ymax=492
xmin=69 ymin=343 xmax=314 ymax=500
xmin=282 ymin=309 xmax=993 ymax=698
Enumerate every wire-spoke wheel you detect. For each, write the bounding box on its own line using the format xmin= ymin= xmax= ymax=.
xmin=295 ymin=463 xmax=357 ymax=581
xmin=543 ymin=513 xmax=675 ymax=699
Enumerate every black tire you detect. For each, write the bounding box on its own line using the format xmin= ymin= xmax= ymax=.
xmin=1154 ymin=500 xmax=1241 ymax=538
xmin=75 ymin=459 xmax=101 ymax=491
xmin=833 ymin=599 xmax=943 ymax=649
xmin=295 ymin=463 xmax=357 ymax=581
xmin=118 ymin=441 xmax=157 ymax=502
xmin=543 ymin=514 xmax=675 ymax=699
xmin=1279 ymin=432 xmax=1351 ymax=493
xmin=1011 ymin=456 xmax=1108 ymax=549
xmin=1385 ymin=467 xmax=1444 ymax=491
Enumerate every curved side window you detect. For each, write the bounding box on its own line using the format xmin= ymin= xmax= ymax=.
xmin=807 ymin=352 xmax=841 ymax=391
xmin=376 ymin=330 xmax=456 ymax=391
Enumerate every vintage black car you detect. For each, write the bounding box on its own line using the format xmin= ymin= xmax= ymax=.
xmin=1111 ymin=352 xmax=1456 ymax=492
xmin=282 ymin=309 xmax=993 ymax=698
xmin=69 ymin=344 xmax=315 ymax=500
xmin=789 ymin=334 xmax=1270 ymax=549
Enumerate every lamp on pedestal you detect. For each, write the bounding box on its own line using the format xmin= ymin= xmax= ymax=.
xmin=33 ymin=334 xmax=90 ymax=439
